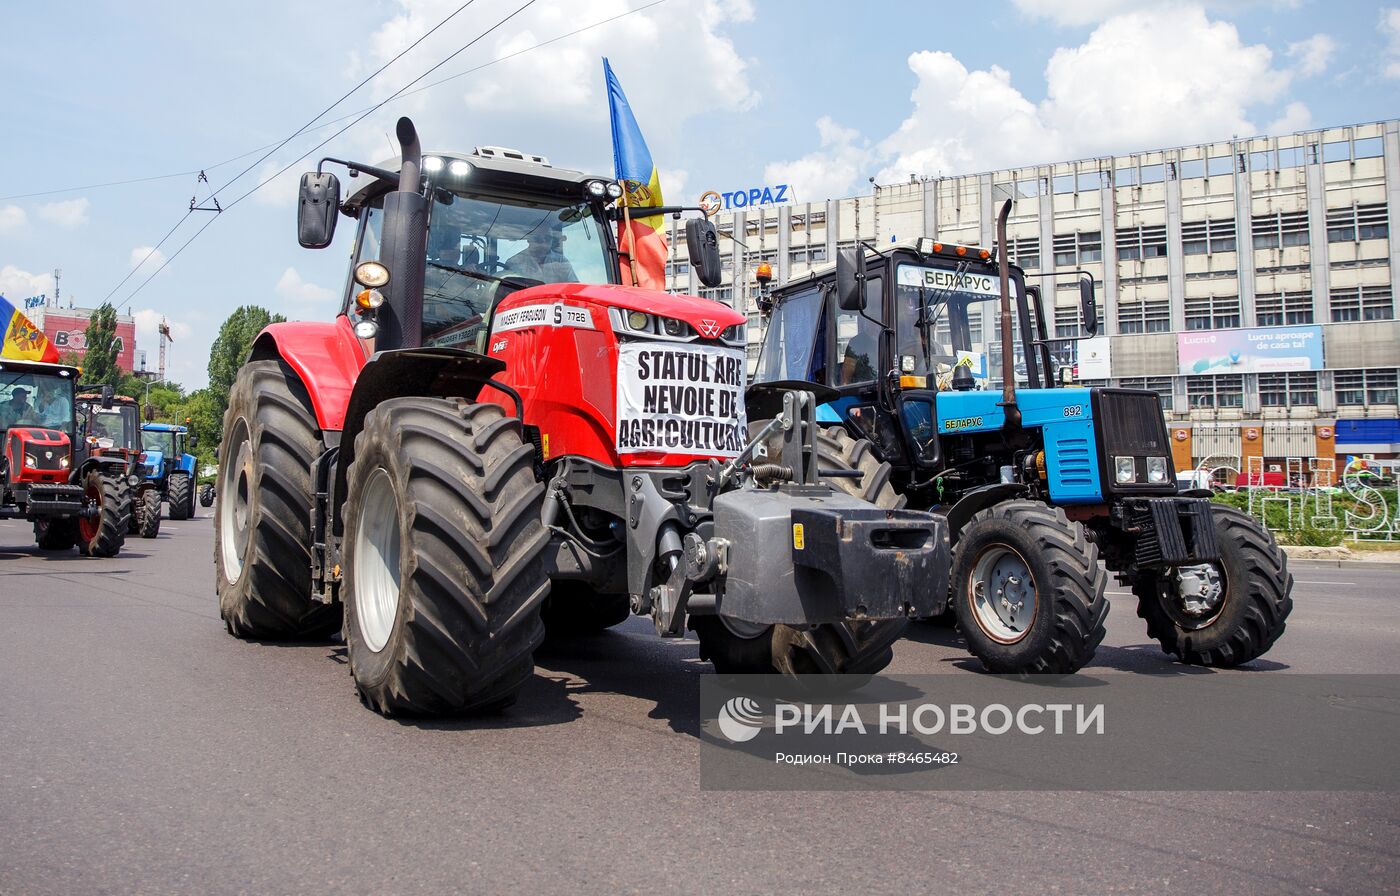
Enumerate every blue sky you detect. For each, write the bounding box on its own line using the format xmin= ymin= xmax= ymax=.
xmin=2 ymin=0 xmax=1397 ymax=388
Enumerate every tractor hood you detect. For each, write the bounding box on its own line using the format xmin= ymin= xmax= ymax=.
xmin=143 ymin=448 xmax=166 ymax=478
xmin=500 ymin=282 xmax=746 ymax=336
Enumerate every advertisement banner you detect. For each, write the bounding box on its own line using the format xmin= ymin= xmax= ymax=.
xmin=40 ymin=312 xmax=137 ymax=373
xmin=1178 ymin=325 xmax=1322 ymax=374
xmin=615 ymin=342 xmax=747 ymax=457
xmin=1076 ymin=336 xmax=1112 ymax=379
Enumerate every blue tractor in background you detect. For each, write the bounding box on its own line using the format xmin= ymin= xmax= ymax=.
xmin=749 ymin=199 xmax=1292 ymax=674
xmin=140 ymin=422 xmax=197 ymax=521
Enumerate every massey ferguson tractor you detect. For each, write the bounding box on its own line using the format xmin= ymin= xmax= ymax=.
xmin=76 ymin=390 xmax=159 ymax=539
xmin=751 ymin=201 xmax=1292 ymax=674
xmin=214 ymin=117 xmax=949 ymax=716
xmin=0 ymin=360 xmax=131 ymax=555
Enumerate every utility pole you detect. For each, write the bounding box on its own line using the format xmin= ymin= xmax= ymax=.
xmin=52 ymin=268 xmax=61 ymax=309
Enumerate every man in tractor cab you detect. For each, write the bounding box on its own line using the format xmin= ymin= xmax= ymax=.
xmin=35 ymin=379 xmax=70 ymax=426
xmin=0 ymin=386 xmax=35 ymax=430
xmin=503 ymin=225 xmax=577 ymax=283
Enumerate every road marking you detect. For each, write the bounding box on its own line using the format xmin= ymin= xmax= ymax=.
xmin=1294 ymin=580 xmax=1354 ymax=586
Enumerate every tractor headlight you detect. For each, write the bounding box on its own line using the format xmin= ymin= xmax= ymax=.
xmin=354 ymin=260 xmax=390 ymax=288
xmin=605 ymin=182 xmax=623 ymax=199
xmin=128 ymin=474 xmax=141 ymax=487
xmin=24 ymin=453 xmax=37 ymax=468
xmin=626 ymin=311 xmax=651 ymax=331
xmin=1146 ymin=456 xmax=1169 ymax=484
xmin=586 ymin=180 xmax=608 ymax=198
xmin=356 ymin=288 xmax=385 ymax=310
xmin=354 ymin=319 xmax=379 ymax=340
xmin=422 ymin=156 xmax=445 ymax=173
xmin=448 ymin=159 xmax=472 ymax=177
xmin=662 ymin=316 xmax=687 ymax=337
xmin=60 ymin=455 xmax=70 ymax=468
xmin=1114 ymin=456 xmax=1137 ymax=484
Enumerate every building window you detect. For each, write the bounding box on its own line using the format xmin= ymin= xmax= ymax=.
xmin=1005 ymin=236 xmax=1039 ymax=269
xmin=1054 ymin=306 xmax=1082 ymax=338
xmin=1117 ymin=376 xmax=1173 ymax=401
xmin=1187 ymin=374 xmax=1243 ymax=408
xmin=1259 ymin=372 xmax=1318 ymax=407
xmin=1326 ymin=203 xmax=1389 ymax=242
xmin=1330 ymin=285 xmax=1393 ymax=322
xmin=699 ymin=285 xmax=734 ymax=304
xmin=1115 ymin=224 xmax=1168 ymax=261
xmin=1255 ymin=291 xmax=1313 ymax=326
xmin=1052 ymin=231 xmax=1102 ymax=267
xmin=1184 ymin=295 xmax=1241 ymax=330
xmin=788 ymin=245 xmax=827 ymax=266
xmin=1182 ymin=218 xmax=1237 ymax=255
xmin=1117 ymin=298 xmax=1171 ymax=334
xmin=1336 ymin=369 xmax=1399 ymax=405
xmin=1251 ymin=210 xmax=1309 ymax=250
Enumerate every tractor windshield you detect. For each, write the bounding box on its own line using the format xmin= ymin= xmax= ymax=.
xmin=0 ymin=372 xmax=73 ymax=436
xmin=411 ymin=191 xmax=613 ymax=349
xmin=894 ymin=263 xmax=1031 ymax=389
xmin=143 ymin=429 xmax=176 ymax=457
xmin=84 ymin=404 xmax=140 ymax=451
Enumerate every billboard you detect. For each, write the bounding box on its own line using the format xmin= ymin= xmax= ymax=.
xmin=1077 ymin=336 xmax=1112 ymax=379
xmin=41 ymin=311 xmax=137 ymax=373
xmin=1178 ymin=325 xmax=1322 ymax=375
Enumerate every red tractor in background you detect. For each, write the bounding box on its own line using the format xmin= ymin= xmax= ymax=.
xmin=75 ymin=389 xmax=162 ymax=539
xmin=1 ymin=361 xmax=131 ymax=555
xmin=215 ymin=118 xmax=950 ymax=716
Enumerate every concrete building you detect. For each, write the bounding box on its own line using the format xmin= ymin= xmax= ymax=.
xmin=666 ymin=118 xmax=1399 ymax=471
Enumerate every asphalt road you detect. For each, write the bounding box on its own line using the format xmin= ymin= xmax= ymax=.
xmin=1 ymin=514 xmax=1397 ymax=895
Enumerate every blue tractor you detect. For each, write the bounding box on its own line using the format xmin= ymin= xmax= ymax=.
xmin=750 ymin=200 xmax=1292 ymax=674
xmin=140 ymin=422 xmax=198 ymax=522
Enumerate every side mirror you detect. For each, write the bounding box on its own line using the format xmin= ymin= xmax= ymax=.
xmin=297 ymin=172 xmax=341 ymax=249
xmin=189 ymin=434 xmax=199 ymax=450
xmin=835 ymin=245 xmax=865 ymax=311
xmin=100 ymin=385 xmax=114 ymax=409
xmin=685 ymin=218 xmax=722 ymax=288
xmin=143 ymin=403 xmax=155 ymax=422
xmin=1079 ymin=275 xmax=1099 ymax=337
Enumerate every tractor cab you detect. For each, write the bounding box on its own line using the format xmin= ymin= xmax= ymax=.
xmin=76 ymin=391 xmax=142 ymax=460
xmin=0 ymin=359 xmax=79 ymax=495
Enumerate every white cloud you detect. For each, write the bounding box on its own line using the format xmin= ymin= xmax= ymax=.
xmin=1265 ymin=100 xmax=1312 ymax=134
xmin=775 ymin=5 xmax=1294 ymax=199
xmin=251 ymin=160 xmax=303 ymax=208
xmin=1383 ymin=8 xmax=1400 ymax=78
xmin=130 ymin=246 xmax=168 ymax=272
xmin=0 ymin=205 xmax=27 ymax=236
xmin=36 ymin=197 xmax=90 ymax=229
xmin=1013 ymin=0 xmax=1301 ymax=27
xmin=0 ymin=265 xmax=55 ymax=305
xmin=1286 ymin=33 xmax=1336 ymax=77
xmin=275 ymin=267 xmax=336 ymax=306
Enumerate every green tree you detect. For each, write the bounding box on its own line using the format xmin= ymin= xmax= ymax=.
xmin=80 ymin=302 xmax=122 ymax=387
xmin=207 ymin=306 xmax=285 ymax=423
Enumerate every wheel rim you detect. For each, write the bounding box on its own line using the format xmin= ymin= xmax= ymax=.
xmin=968 ymin=545 xmax=1037 ymax=644
xmin=1160 ymin=562 xmax=1228 ymax=630
xmin=78 ymin=476 xmax=100 ymax=543
xmin=353 ymin=467 xmax=402 ymax=653
xmin=218 ymin=420 xmax=253 ymax=582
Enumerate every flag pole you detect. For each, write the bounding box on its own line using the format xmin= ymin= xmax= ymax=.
xmin=620 ymin=179 xmax=639 ymax=287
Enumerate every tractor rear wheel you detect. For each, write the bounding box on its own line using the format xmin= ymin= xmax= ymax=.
xmin=1132 ymin=504 xmax=1292 ymax=667
xmin=951 ymin=500 xmax=1107 ymax=674
xmin=168 ymin=472 xmax=192 ymax=520
xmin=77 ymin=469 xmax=128 ymax=557
xmin=34 ymin=517 xmax=79 ymax=551
xmin=342 ymin=398 xmax=551 ymax=716
xmin=215 ymin=359 xmax=341 ymax=640
xmin=137 ymin=487 xmax=161 ymax=538
xmin=540 ymin=583 xmax=631 ymax=636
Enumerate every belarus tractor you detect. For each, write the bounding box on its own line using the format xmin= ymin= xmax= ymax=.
xmin=0 ymin=360 xmax=131 ymax=555
xmin=140 ymin=422 xmax=198 ymax=521
xmin=214 ymin=117 xmax=949 ymax=717
xmin=75 ymin=390 xmax=160 ymax=539
xmin=751 ymin=200 xmax=1292 ymax=674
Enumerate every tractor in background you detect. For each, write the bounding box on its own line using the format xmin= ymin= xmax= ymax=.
xmin=1 ymin=361 xmax=130 ymax=555
xmin=214 ymin=117 xmax=951 ymax=717
xmin=750 ymin=201 xmax=1291 ymax=674
xmin=140 ymin=422 xmax=198 ymax=521
xmin=75 ymin=390 xmax=158 ymax=540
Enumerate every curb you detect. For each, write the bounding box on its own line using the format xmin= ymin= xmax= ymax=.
xmin=1285 ymin=558 xmax=1400 ymax=570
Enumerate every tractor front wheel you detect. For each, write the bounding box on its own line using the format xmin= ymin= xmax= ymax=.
xmin=342 ymin=398 xmax=551 ymax=716
xmin=168 ymin=472 xmax=193 ymax=520
xmin=137 ymin=487 xmax=161 ymax=538
xmin=1133 ymin=504 xmax=1292 ymax=667
xmin=215 ymin=360 xmax=341 ymax=640
xmin=76 ymin=470 xmax=128 ymax=557
xmin=951 ymin=500 xmax=1107 ymax=674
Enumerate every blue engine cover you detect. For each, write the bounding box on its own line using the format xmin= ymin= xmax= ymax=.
xmin=143 ymin=448 xmax=166 ymax=481
xmin=935 ymin=389 xmax=1103 ymax=504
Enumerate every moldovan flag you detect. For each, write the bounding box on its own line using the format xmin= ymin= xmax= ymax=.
xmin=604 ymin=58 xmax=668 ymax=290
xmin=0 ymin=295 xmax=60 ymax=363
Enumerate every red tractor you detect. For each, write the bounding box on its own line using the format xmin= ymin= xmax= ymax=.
xmin=215 ymin=118 xmax=950 ymax=716
xmin=75 ymin=389 xmax=162 ymax=539
xmin=1 ymin=361 xmax=130 ymax=555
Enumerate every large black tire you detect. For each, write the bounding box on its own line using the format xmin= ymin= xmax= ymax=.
xmin=1133 ymin=504 xmax=1292 ymax=667
xmin=199 ymin=485 xmax=215 ymax=507
xmin=540 ymin=583 xmax=631 ymax=636
xmin=34 ymin=517 xmax=79 ymax=551
xmin=215 ymin=360 xmax=341 ymax=640
xmin=137 ymin=487 xmax=161 ymax=538
xmin=168 ymin=472 xmax=192 ymax=520
xmin=714 ymin=423 xmax=906 ymax=676
xmin=77 ymin=469 xmax=128 ymax=558
xmin=342 ymin=398 xmax=551 ymax=716
xmin=951 ymin=501 xmax=1108 ymax=674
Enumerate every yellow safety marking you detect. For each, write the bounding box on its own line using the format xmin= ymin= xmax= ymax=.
xmin=792 ymin=522 xmax=805 ymax=550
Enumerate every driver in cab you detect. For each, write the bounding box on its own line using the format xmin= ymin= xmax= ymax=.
xmin=504 ymin=226 xmax=576 ymax=284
